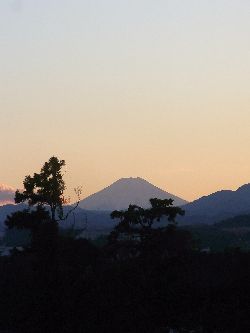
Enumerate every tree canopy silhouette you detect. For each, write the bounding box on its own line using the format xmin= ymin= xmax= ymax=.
xmin=15 ymin=156 xmax=79 ymax=222
xmin=5 ymin=156 xmax=82 ymax=252
xmin=110 ymin=198 xmax=185 ymax=241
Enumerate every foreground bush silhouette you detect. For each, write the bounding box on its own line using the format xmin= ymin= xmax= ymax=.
xmin=5 ymin=206 xmax=57 ymax=254
xmin=110 ymin=198 xmax=185 ymax=241
xmin=107 ymin=198 xmax=191 ymax=260
xmin=2 ymin=246 xmax=250 ymax=333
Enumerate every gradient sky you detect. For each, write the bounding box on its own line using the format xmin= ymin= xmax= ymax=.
xmin=0 ymin=0 xmax=250 ymax=202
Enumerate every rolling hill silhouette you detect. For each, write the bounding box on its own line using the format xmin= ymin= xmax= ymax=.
xmin=181 ymin=183 xmax=250 ymax=224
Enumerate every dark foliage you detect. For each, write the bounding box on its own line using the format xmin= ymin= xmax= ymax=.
xmin=215 ymin=214 xmax=250 ymax=228
xmin=1 ymin=244 xmax=250 ymax=332
xmin=110 ymin=198 xmax=185 ymax=241
xmin=15 ymin=157 xmax=66 ymax=222
xmin=5 ymin=206 xmax=51 ymax=232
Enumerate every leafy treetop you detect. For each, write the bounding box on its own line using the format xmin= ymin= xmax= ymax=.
xmin=110 ymin=198 xmax=185 ymax=241
xmin=15 ymin=156 xmax=68 ymax=222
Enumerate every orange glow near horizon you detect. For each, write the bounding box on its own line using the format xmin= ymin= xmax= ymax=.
xmin=0 ymin=1 xmax=250 ymax=202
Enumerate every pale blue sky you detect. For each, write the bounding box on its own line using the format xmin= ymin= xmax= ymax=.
xmin=0 ymin=0 xmax=250 ymax=201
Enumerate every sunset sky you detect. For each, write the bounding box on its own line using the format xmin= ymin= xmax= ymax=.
xmin=0 ymin=0 xmax=250 ymax=202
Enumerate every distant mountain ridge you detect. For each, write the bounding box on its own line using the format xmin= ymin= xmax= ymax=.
xmin=2 ymin=181 xmax=250 ymax=238
xmin=79 ymin=177 xmax=188 ymax=211
xmin=180 ymin=183 xmax=250 ymax=225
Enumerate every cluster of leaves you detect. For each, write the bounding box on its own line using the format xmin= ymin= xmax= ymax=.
xmin=5 ymin=206 xmax=51 ymax=232
xmin=5 ymin=206 xmax=59 ymax=254
xmin=107 ymin=198 xmax=190 ymax=261
xmin=110 ymin=198 xmax=185 ymax=241
xmin=15 ymin=156 xmax=66 ymax=221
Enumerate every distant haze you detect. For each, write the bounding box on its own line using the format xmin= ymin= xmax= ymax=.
xmin=0 ymin=185 xmax=15 ymax=206
xmin=79 ymin=177 xmax=188 ymax=211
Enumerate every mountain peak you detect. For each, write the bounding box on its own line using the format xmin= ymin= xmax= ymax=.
xmin=79 ymin=177 xmax=188 ymax=211
xmin=115 ymin=177 xmax=146 ymax=183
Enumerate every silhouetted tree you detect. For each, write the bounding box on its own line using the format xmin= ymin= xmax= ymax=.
xmin=15 ymin=156 xmax=81 ymax=222
xmin=5 ymin=156 xmax=83 ymax=258
xmin=108 ymin=198 xmax=187 ymax=260
xmin=110 ymin=198 xmax=185 ymax=241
